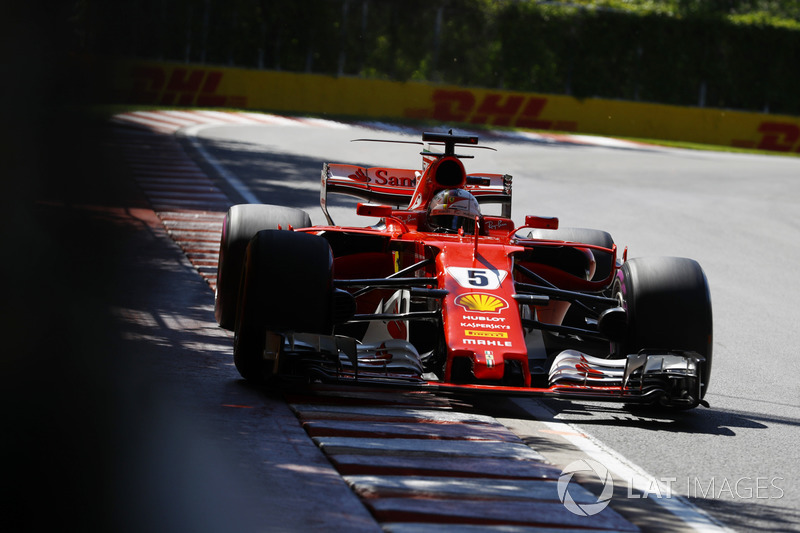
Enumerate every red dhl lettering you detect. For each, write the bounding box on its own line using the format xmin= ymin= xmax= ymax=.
xmin=406 ymin=89 xmax=577 ymax=131
xmin=129 ymin=66 xmax=246 ymax=107
xmin=757 ymin=122 xmax=800 ymax=152
xmin=733 ymin=121 xmax=800 ymax=153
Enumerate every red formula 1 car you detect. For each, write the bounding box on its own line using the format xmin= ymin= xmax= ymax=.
xmin=214 ymin=132 xmax=713 ymax=409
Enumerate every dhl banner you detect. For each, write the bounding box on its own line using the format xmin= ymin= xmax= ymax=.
xmin=100 ymin=59 xmax=800 ymax=153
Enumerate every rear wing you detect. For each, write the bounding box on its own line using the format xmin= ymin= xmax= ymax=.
xmin=321 ymin=163 xmax=512 ymax=224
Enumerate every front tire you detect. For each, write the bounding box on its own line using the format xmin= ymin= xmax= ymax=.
xmin=233 ymin=230 xmax=334 ymax=383
xmin=616 ymin=257 xmax=713 ymax=405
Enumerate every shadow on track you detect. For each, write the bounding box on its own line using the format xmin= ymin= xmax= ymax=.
xmin=537 ymin=399 xmax=800 ymax=438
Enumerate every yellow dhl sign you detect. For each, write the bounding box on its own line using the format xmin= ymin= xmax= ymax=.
xmin=107 ymin=60 xmax=800 ymax=154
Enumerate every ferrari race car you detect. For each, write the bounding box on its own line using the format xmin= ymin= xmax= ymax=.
xmin=214 ymin=132 xmax=713 ymax=409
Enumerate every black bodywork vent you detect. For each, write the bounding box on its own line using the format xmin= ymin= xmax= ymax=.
xmin=434 ymin=158 xmax=465 ymax=187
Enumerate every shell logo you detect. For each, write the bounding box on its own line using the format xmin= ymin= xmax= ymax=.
xmin=455 ymin=293 xmax=508 ymax=314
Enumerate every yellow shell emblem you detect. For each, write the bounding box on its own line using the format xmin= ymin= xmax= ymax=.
xmin=455 ymin=293 xmax=508 ymax=313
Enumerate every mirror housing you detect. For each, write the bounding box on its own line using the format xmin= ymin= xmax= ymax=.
xmin=524 ymin=215 xmax=559 ymax=230
xmin=357 ymin=203 xmax=393 ymax=218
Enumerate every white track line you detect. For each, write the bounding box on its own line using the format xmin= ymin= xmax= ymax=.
xmin=191 ymin=110 xmax=263 ymax=124
xmin=179 ymin=123 xmax=261 ymax=205
xmin=158 ymin=110 xmax=222 ymax=124
xmin=235 ymin=112 xmax=310 ymax=126
xmin=128 ymin=110 xmax=200 ymax=127
xmin=296 ymin=116 xmax=351 ymax=129
xmin=567 ymin=134 xmax=650 ymax=149
xmin=111 ymin=114 xmax=179 ymax=133
xmin=515 ymin=399 xmax=733 ymax=533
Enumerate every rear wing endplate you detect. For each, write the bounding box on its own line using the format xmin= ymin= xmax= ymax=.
xmin=321 ymin=164 xmax=418 ymax=225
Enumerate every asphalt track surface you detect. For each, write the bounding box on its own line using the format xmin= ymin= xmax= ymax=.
xmin=9 ymin=111 xmax=798 ymax=532
xmin=185 ymin=118 xmax=800 ymax=532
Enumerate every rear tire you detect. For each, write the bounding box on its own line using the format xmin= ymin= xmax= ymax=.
xmin=616 ymin=257 xmax=713 ymax=404
xmin=215 ymin=204 xmax=311 ymax=330
xmin=233 ymin=230 xmax=334 ymax=383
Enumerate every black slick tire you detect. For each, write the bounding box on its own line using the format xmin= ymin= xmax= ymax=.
xmin=616 ymin=256 xmax=713 ymax=404
xmin=233 ymin=230 xmax=334 ymax=384
xmin=215 ymin=204 xmax=311 ymax=330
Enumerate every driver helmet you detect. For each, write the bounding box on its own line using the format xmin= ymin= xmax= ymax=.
xmin=427 ymin=189 xmax=481 ymax=234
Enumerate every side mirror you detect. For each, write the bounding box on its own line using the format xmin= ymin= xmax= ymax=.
xmin=357 ymin=203 xmax=393 ymax=218
xmin=524 ymin=215 xmax=559 ymax=230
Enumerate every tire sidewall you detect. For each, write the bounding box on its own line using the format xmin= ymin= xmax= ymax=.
xmin=616 ymin=257 xmax=713 ymax=398
xmin=215 ymin=204 xmax=312 ymax=329
xmin=233 ymin=230 xmax=334 ymax=383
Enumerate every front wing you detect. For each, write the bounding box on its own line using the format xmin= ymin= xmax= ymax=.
xmin=271 ymin=332 xmax=706 ymax=407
